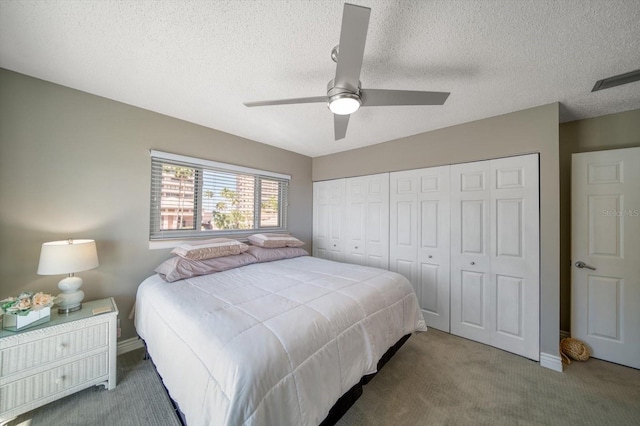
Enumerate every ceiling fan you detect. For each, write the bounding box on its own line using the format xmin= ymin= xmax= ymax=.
xmin=244 ymin=3 xmax=450 ymax=141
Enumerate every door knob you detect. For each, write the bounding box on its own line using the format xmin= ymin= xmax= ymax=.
xmin=575 ymin=261 xmax=596 ymax=271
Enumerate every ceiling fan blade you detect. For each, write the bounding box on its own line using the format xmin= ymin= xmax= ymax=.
xmin=334 ymin=4 xmax=371 ymax=92
xmin=360 ymin=89 xmax=450 ymax=106
xmin=244 ymin=96 xmax=326 ymax=107
xmin=334 ymin=114 xmax=350 ymax=140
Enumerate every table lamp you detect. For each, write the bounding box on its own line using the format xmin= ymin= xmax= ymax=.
xmin=37 ymin=239 xmax=99 ymax=314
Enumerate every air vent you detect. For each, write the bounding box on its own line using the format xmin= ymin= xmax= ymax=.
xmin=592 ymin=69 xmax=640 ymax=92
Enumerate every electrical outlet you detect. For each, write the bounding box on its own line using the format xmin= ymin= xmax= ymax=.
xmin=117 ymin=319 xmax=121 ymax=338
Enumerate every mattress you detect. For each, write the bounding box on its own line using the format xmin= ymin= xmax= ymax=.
xmin=135 ymin=255 xmax=426 ymax=425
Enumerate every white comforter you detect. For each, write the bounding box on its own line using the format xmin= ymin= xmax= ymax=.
xmin=135 ymin=256 xmax=426 ymax=426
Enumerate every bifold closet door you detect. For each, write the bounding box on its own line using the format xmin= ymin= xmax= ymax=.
xmin=313 ymin=179 xmax=346 ymax=262
xmin=390 ymin=167 xmax=450 ymax=332
xmin=450 ymin=154 xmax=539 ymax=360
xmin=345 ymin=173 xmax=389 ymax=269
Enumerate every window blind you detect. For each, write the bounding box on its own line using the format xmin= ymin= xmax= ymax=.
xmin=150 ymin=151 xmax=289 ymax=240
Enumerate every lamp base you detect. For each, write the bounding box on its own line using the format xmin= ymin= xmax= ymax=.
xmin=58 ymin=304 xmax=82 ymax=315
xmin=56 ymin=275 xmax=85 ymax=315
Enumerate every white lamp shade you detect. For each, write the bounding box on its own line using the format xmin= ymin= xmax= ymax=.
xmin=37 ymin=239 xmax=99 ymax=275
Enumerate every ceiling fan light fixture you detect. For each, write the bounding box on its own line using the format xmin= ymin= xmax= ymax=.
xmin=328 ymin=93 xmax=361 ymax=115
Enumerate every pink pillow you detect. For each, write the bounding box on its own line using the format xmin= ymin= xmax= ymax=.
xmin=171 ymin=238 xmax=248 ymax=260
xmin=245 ymin=245 xmax=309 ymax=263
xmin=247 ymin=233 xmax=304 ymax=248
xmin=155 ymin=252 xmax=256 ymax=282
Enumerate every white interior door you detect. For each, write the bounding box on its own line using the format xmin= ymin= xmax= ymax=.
xmin=390 ymin=168 xmax=450 ymax=332
xmin=390 ymin=170 xmax=420 ymax=295
xmin=451 ymin=154 xmax=540 ymax=360
xmin=490 ymin=155 xmax=539 ymax=359
xmin=345 ymin=174 xmax=389 ymax=268
xmin=313 ymin=179 xmax=346 ymax=262
xmin=364 ymin=173 xmax=389 ymax=269
xmin=451 ymin=160 xmax=492 ymax=344
xmin=417 ymin=166 xmax=451 ymax=332
xmin=572 ymin=147 xmax=640 ymax=369
xmin=345 ymin=176 xmax=367 ymax=265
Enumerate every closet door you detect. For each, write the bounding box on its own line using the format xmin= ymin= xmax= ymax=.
xmin=416 ymin=166 xmax=451 ymax=332
xmin=390 ymin=170 xmax=419 ymax=289
xmin=390 ymin=168 xmax=450 ymax=332
xmin=450 ymin=154 xmax=539 ymax=360
xmin=490 ymin=154 xmax=539 ymax=360
xmin=312 ymin=179 xmax=346 ymax=262
xmin=450 ymin=160 xmax=492 ymax=344
xmin=345 ymin=173 xmax=389 ymax=269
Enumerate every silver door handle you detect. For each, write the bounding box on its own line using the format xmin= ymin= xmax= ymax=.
xmin=575 ymin=261 xmax=596 ymax=271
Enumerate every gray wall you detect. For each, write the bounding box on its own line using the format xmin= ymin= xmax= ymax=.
xmin=558 ymin=108 xmax=640 ymax=333
xmin=313 ymin=104 xmax=561 ymax=357
xmin=0 ymin=68 xmax=313 ymax=341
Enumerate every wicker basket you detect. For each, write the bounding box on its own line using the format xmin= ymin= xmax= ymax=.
xmin=560 ymin=338 xmax=590 ymax=364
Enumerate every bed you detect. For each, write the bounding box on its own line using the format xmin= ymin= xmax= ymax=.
xmin=135 ymin=246 xmax=426 ymax=425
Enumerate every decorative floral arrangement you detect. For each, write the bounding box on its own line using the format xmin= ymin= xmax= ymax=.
xmin=0 ymin=292 xmax=55 ymax=316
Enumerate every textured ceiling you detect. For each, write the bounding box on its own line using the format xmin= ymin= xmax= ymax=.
xmin=1 ymin=0 xmax=639 ymax=157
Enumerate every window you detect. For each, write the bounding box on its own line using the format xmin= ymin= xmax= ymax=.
xmin=150 ymin=150 xmax=289 ymax=240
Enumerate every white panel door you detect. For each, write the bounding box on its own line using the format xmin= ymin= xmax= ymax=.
xmin=390 ymin=170 xmax=419 ymax=292
xmin=390 ymin=168 xmax=451 ymax=331
xmin=345 ymin=173 xmax=389 ymax=269
xmin=345 ymin=176 xmax=367 ymax=265
xmin=451 ymin=160 xmax=492 ymax=344
xmin=572 ymin=147 xmax=640 ymax=369
xmin=451 ymin=154 xmax=539 ymax=360
xmin=417 ymin=166 xmax=451 ymax=332
xmin=490 ymin=154 xmax=539 ymax=360
xmin=312 ymin=179 xmax=346 ymax=262
xmin=364 ymin=173 xmax=389 ymax=269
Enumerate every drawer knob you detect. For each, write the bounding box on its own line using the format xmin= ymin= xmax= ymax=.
xmin=471 ymin=261 xmax=475 ymax=266
xmin=55 ymin=375 xmax=66 ymax=384
xmin=428 ymin=255 xmax=433 ymax=259
xmin=57 ymin=343 xmax=68 ymax=351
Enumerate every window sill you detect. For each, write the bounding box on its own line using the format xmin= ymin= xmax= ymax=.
xmin=148 ymin=229 xmax=288 ymax=250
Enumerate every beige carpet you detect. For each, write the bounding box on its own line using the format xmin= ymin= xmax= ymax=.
xmin=7 ymin=330 xmax=640 ymax=425
xmin=337 ymin=329 xmax=640 ymax=426
xmin=7 ymin=348 xmax=181 ymax=426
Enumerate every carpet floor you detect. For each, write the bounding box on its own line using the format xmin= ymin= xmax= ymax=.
xmin=7 ymin=347 xmax=181 ymax=426
xmin=6 ymin=330 xmax=640 ymax=425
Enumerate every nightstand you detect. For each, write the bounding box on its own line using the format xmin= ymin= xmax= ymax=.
xmin=0 ymin=298 xmax=118 ymax=423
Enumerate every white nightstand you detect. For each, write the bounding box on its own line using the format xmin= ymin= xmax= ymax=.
xmin=0 ymin=298 xmax=118 ymax=423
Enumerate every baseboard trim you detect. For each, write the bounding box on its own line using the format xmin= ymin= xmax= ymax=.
xmin=540 ymin=352 xmax=563 ymax=372
xmin=117 ymin=337 xmax=145 ymax=356
xmin=560 ymin=330 xmax=570 ymax=340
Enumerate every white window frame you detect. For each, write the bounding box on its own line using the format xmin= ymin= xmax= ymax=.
xmin=149 ymin=150 xmax=290 ymax=247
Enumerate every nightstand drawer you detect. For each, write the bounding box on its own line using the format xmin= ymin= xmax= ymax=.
xmin=0 ymin=350 xmax=108 ymax=413
xmin=0 ymin=322 xmax=108 ymax=378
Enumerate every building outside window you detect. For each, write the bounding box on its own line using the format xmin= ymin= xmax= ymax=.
xmin=150 ymin=151 xmax=289 ymax=240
